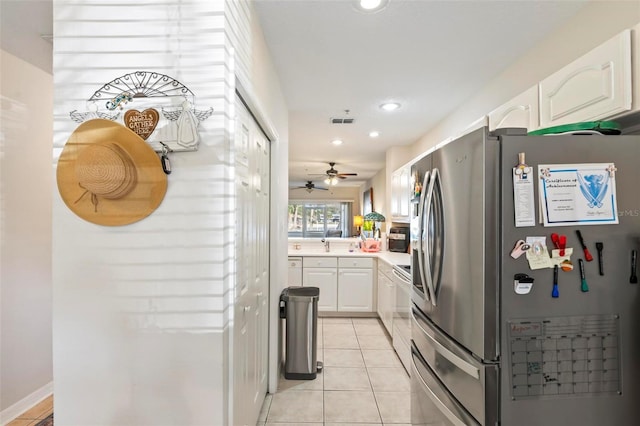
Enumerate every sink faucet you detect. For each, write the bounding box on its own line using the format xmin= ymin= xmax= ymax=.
xmin=321 ymin=238 xmax=330 ymax=252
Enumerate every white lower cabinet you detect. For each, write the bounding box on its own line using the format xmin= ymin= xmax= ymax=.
xmin=303 ymin=257 xmax=338 ymax=311
xmin=337 ymin=257 xmax=374 ymax=312
xmin=288 ymin=257 xmax=302 ymax=286
xmin=303 ymin=268 xmax=338 ymax=311
xmin=302 ymin=256 xmax=374 ymax=312
xmin=338 ymin=268 xmax=373 ymax=312
xmin=377 ymin=260 xmax=394 ymax=335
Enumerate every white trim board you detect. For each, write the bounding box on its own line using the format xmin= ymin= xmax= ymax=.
xmin=0 ymin=382 xmax=53 ymax=425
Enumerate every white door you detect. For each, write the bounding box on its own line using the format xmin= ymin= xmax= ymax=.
xmin=233 ymin=95 xmax=270 ymax=426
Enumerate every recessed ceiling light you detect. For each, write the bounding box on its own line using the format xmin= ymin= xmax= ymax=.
xmin=360 ymin=0 xmax=381 ymax=9
xmin=355 ymin=0 xmax=389 ymax=12
xmin=380 ymin=102 xmax=400 ymax=111
xmin=369 ymin=131 xmax=380 ymax=138
xmin=331 ymin=139 xmax=343 ymax=146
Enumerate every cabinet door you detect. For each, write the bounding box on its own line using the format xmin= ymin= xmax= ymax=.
xmin=288 ymin=266 xmax=302 ymax=286
xmin=633 ymin=23 xmax=640 ymax=112
xmin=338 ymin=268 xmax=373 ymax=312
xmin=488 ymin=85 xmax=539 ymax=131
xmin=539 ymin=29 xmax=632 ymax=128
xmin=377 ymin=271 xmax=393 ymax=334
xmin=303 ymin=268 xmax=337 ymax=311
xmin=391 ymin=166 xmax=411 ymax=222
xmin=288 ymin=258 xmax=303 ymax=286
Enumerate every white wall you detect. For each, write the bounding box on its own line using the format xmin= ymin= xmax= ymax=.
xmin=51 ymin=1 xmax=289 ymax=423
xmin=0 ymin=50 xmax=53 ymax=419
xmin=52 ymin=2 xmax=231 ymax=425
xmin=362 ymin=168 xmax=388 ymax=237
xmin=290 ymin=186 xmax=360 ymax=204
xmin=387 ymin=1 xmax=640 ymax=173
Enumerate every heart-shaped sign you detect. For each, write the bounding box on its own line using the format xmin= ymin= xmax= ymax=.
xmin=124 ymin=108 xmax=159 ymax=140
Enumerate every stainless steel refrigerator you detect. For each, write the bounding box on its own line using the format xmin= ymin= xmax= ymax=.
xmin=410 ymin=127 xmax=640 ymax=426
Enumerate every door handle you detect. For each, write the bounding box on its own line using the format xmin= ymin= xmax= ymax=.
xmin=411 ymin=309 xmax=479 ymax=379
xmin=411 ymin=352 xmax=468 ymax=426
xmin=423 ymin=168 xmax=439 ymax=306
xmin=429 ymin=168 xmax=445 ymax=304
xmin=417 ymin=170 xmax=431 ymax=301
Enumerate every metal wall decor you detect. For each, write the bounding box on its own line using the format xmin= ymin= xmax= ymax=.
xmin=69 ymin=71 xmax=213 ymax=152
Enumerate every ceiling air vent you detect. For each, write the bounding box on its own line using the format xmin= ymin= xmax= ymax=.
xmin=331 ymin=117 xmax=355 ymax=124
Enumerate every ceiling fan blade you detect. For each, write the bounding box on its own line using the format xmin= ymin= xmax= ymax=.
xmin=337 ymin=173 xmax=358 ymax=177
xmin=315 ymin=187 xmax=329 ymax=190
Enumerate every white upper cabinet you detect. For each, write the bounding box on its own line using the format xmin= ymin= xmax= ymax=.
xmin=539 ymin=29 xmax=632 ymax=128
xmin=632 ymin=23 xmax=640 ymax=112
xmin=391 ymin=165 xmax=411 ymax=222
xmin=488 ymin=85 xmax=539 ymax=131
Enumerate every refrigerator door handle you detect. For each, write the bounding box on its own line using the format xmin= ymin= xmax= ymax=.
xmin=411 ymin=349 xmax=469 ymax=426
xmin=423 ymin=168 xmax=439 ymax=306
xmin=430 ymin=167 xmax=445 ymax=303
xmin=412 ymin=308 xmax=480 ymax=379
xmin=417 ymin=170 xmax=431 ymax=302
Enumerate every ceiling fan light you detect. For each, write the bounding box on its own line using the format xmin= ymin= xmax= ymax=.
xmin=325 ymin=176 xmax=338 ymax=186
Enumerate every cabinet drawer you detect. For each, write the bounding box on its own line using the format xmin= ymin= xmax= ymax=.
xmin=303 ymin=257 xmax=337 ymax=268
xmin=288 ymin=257 xmax=302 ymax=268
xmin=338 ymin=257 xmax=374 ymax=269
xmin=378 ymin=258 xmax=393 ymax=278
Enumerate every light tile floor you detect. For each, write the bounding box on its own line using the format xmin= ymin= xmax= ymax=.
xmin=258 ymin=317 xmax=411 ymax=426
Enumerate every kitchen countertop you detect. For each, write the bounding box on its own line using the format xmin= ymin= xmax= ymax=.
xmin=288 ymin=249 xmax=411 ymax=266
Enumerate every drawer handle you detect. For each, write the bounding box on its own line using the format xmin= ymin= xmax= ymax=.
xmin=412 ymin=309 xmax=479 ymax=379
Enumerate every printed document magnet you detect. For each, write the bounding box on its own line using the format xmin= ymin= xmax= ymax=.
xmin=539 ymin=163 xmax=618 ymax=227
xmin=513 ymin=152 xmax=536 ymax=227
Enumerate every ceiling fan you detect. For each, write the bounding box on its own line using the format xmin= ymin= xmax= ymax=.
xmin=291 ymin=181 xmax=329 ymax=193
xmin=309 ymin=162 xmax=358 ymax=185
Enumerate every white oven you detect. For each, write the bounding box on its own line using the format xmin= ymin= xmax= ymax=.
xmin=392 ymin=264 xmax=412 ymax=374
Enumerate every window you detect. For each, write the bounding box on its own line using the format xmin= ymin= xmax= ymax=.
xmin=288 ymin=202 xmax=352 ymax=237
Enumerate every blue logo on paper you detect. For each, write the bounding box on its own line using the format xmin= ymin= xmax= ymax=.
xmin=577 ymin=172 xmax=609 ymax=208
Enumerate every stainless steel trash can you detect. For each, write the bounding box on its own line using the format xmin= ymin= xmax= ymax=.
xmin=279 ymin=286 xmax=322 ymax=380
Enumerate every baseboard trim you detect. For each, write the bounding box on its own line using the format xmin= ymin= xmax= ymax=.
xmin=0 ymin=381 xmax=53 ymax=425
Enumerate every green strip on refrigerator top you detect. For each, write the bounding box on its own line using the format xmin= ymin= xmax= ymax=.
xmin=528 ymin=121 xmax=621 ymax=136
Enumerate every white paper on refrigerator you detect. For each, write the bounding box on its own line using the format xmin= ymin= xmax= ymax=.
xmin=538 ymin=163 xmax=618 ymax=227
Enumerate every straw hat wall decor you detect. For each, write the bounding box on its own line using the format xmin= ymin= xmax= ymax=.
xmin=57 ymin=119 xmax=168 ymax=226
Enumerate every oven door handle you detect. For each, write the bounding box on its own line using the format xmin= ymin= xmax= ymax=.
xmin=411 ymin=309 xmax=479 ymax=379
xmin=392 ymin=269 xmax=412 ymax=285
xmin=411 ymin=349 xmax=469 ymax=426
